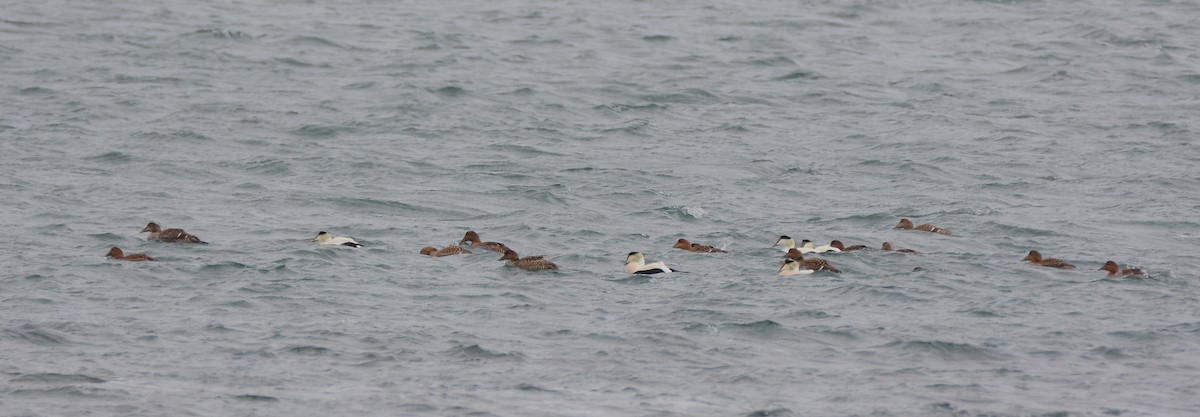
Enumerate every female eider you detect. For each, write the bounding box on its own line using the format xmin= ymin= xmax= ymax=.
xmin=499 ymin=249 xmax=558 ymax=271
xmin=881 ymin=242 xmax=919 ymax=254
xmin=894 ymin=219 xmax=950 ymax=235
xmin=460 ymin=230 xmax=510 ymax=253
xmin=106 ymin=247 xmax=156 ymax=262
xmin=784 ymin=249 xmax=840 ymax=273
xmin=420 ymin=245 xmax=471 ymax=257
xmin=1023 ymin=250 xmax=1074 ymax=269
xmin=141 ymin=222 xmax=205 ymax=243
xmin=673 ymin=238 xmax=726 ymax=253
xmin=1100 ymin=261 xmax=1145 ymax=278
xmin=778 ymin=259 xmax=814 ymax=276
xmin=624 ymin=252 xmax=674 ymax=274
xmin=829 ymin=240 xmax=867 ymax=251
xmin=313 ymin=231 xmax=362 ymax=247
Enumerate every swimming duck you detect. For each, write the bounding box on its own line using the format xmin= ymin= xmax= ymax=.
xmin=460 ymin=230 xmax=510 ymax=253
xmin=141 ymin=222 xmax=205 ymax=243
xmin=772 ymin=235 xmax=797 ymax=252
xmin=829 ymin=240 xmax=867 ymax=251
xmin=894 ymin=219 xmax=950 ymax=235
xmin=778 ymin=259 xmax=814 ymax=276
xmin=1023 ymin=250 xmax=1074 ymax=269
xmin=624 ymin=252 xmax=673 ymax=274
xmin=804 ymin=240 xmax=842 ymax=253
xmin=499 ymin=249 xmax=558 ymax=271
xmin=881 ymin=242 xmax=919 ymax=254
xmin=106 ymin=247 xmax=155 ymax=262
xmin=313 ymin=231 xmax=362 ymax=247
xmin=1099 ymin=261 xmax=1145 ymax=278
xmin=784 ymin=249 xmax=840 ymax=273
xmin=673 ymin=238 xmax=726 ymax=253
xmin=420 ymin=245 xmax=472 ymax=257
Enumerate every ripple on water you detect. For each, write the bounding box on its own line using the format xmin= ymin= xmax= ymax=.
xmin=744 ymin=408 xmax=795 ymax=417
xmin=4 ymin=324 xmax=71 ymax=346
xmin=10 ymin=373 xmax=106 ymax=384
xmin=881 ymin=339 xmax=1005 ymax=361
xmin=443 ymin=344 xmax=525 ymax=362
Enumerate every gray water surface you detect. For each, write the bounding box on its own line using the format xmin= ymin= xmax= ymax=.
xmin=3 ymin=0 xmax=1199 ymax=415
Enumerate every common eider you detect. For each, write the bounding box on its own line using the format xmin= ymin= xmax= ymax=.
xmin=881 ymin=242 xmax=919 ymax=254
xmin=420 ymin=245 xmax=471 ymax=257
xmin=460 ymin=230 xmax=510 ymax=253
xmin=894 ymin=219 xmax=950 ymax=235
xmin=784 ymin=249 xmax=840 ymax=273
xmin=778 ymin=259 xmax=814 ymax=276
xmin=106 ymin=246 xmax=155 ymax=262
xmin=624 ymin=252 xmax=673 ymax=274
xmin=1023 ymin=250 xmax=1074 ymax=269
xmin=673 ymin=238 xmax=726 ymax=253
xmin=313 ymin=231 xmax=362 ymax=247
xmin=499 ymin=249 xmax=558 ymax=271
xmin=829 ymin=240 xmax=866 ymax=251
xmin=1100 ymin=260 xmax=1145 ymax=278
xmin=142 ymin=222 xmax=205 ymax=243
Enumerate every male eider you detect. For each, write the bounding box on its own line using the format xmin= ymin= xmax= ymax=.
xmin=499 ymin=249 xmax=558 ymax=271
xmin=1100 ymin=260 xmax=1145 ymax=278
xmin=106 ymin=246 xmax=156 ymax=262
xmin=1023 ymin=250 xmax=1074 ymax=269
xmin=141 ymin=222 xmax=205 ymax=243
xmin=673 ymin=238 xmax=726 ymax=253
xmin=803 ymin=240 xmax=841 ymax=254
xmin=624 ymin=252 xmax=673 ymax=274
xmin=778 ymin=259 xmax=814 ymax=276
xmin=313 ymin=231 xmax=362 ymax=247
xmin=460 ymin=230 xmax=510 ymax=253
xmin=420 ymin=245 xmax=471 ymax=257
xmin=894 ymin=218 xmax=950 ymax=235
xmin=773 ymin=236 xmax=796 ymax=252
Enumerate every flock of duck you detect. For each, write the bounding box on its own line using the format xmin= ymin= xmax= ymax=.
xmin=107 ymin=219 xmax=1148 ymax=279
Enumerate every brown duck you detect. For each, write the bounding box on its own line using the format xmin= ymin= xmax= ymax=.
xmin=894 ymin=219 xmax=950 ymax=235
xmin=420 ymin=245 xmax=472 ymax=257
xmin=106 ymin=247 xmax=156 ymax=262
xmin=460 ymin=230 xmax=510 ymax=253
xmin=829 ymin=240 xmax=867 ymax=251
xmin=142 ymin=222 xmax=205 ymax=243
xmin=881 ymin=242 xmax=919 ymax=254
xmin=1099 ymin=261 xmax=1145 ymax=278
xmin=499 ymin=249 xmax=558 ymax=271
xmin=1023 ymin=250 xmax=1075 ymax=269
xmin=784 ymin=249 xmax=840 ymax=273
xmin=673 ymin=238 xmax=726 ymax=253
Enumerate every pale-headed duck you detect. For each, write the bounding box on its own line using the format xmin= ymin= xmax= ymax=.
xmin=778 ymin=259 xmax=815 ymax=276
xmin=313 ymin=231 xmax=362 ymax=247
xmin=625 ymin=252 xmax=673 ymax=274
